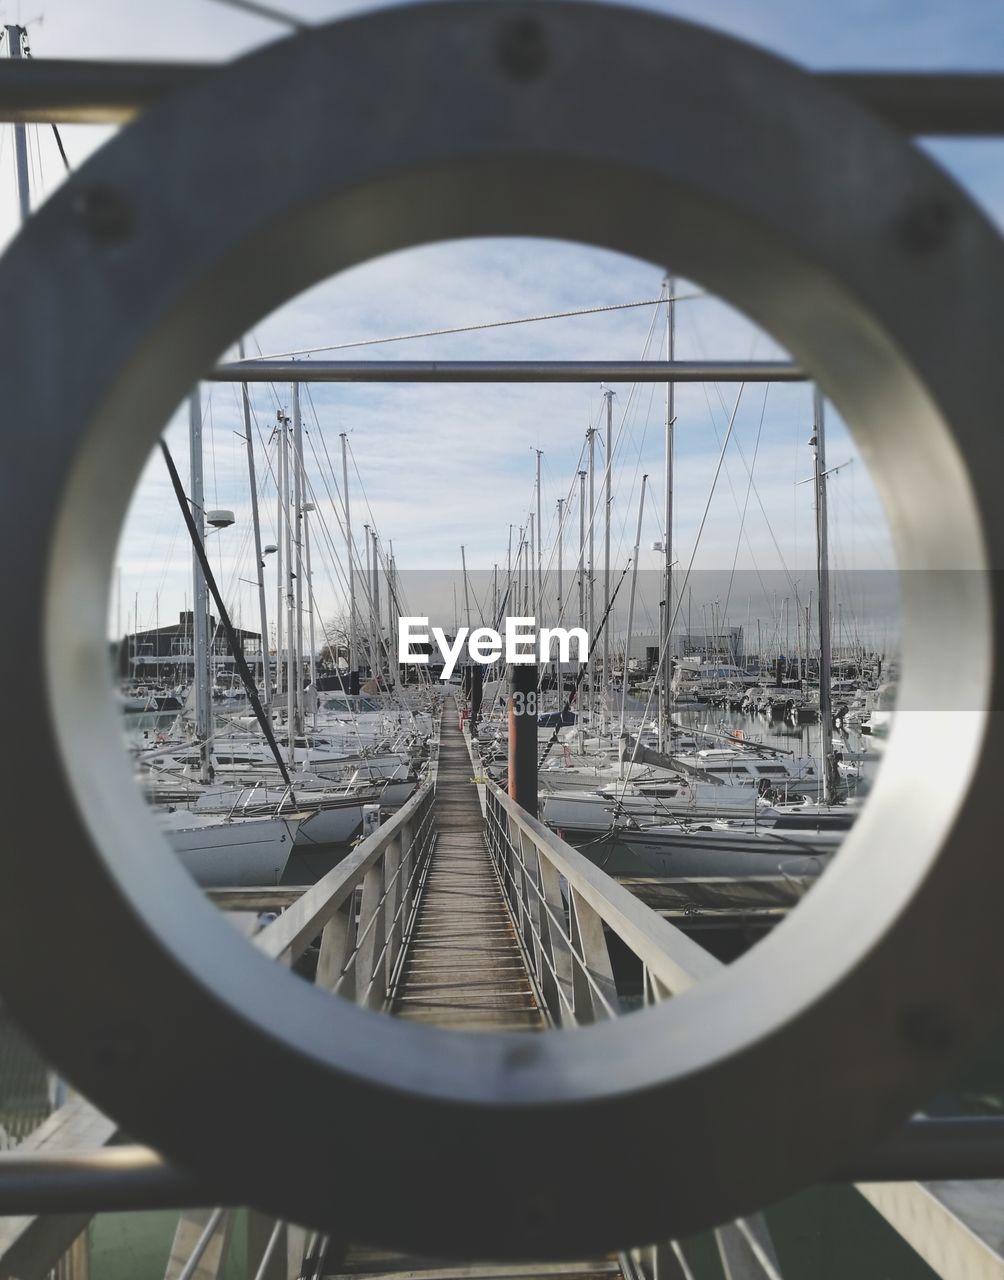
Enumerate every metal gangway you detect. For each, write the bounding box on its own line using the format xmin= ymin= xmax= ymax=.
xmin=6 ymin=699 xmax=1001 ymax=1280
xmin=4 ymin=1 xmax=1004 ymax=1276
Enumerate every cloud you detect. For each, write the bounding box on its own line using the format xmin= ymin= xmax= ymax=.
xmin=1 ymin=0 xmax=994 ymax=644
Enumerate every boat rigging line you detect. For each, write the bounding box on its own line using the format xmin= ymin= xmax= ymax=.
xmin=159 ymin=437 xmax=296 ymax=793
xmin=204 ymin=0 xmax=308 ymax=31
xmin=537 ymin=560 xmax=632 ymax=770
xmin=246 ymin=292 xmax=702 ymax=362
xmin=613 ymin=382 xmax=748 ymax=807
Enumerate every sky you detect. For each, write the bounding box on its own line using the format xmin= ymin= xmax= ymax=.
xmin=2 ymin=0 xmax=1002 ymax=651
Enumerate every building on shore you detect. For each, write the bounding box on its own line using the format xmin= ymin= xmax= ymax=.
xmin=114 ymin=611 xmax=263 ymax=682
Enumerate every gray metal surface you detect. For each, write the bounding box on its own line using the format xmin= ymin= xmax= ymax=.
xmin=1 ymin=0 xmax=1003 ymax=1258
xmin=1 ymin=58 xmax=1003 ymax=136
xmin=208 ymin=360 xmax=804 ymax=384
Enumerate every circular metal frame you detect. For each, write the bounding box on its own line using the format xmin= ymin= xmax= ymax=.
xmin=1 ymin=0 xmax=1002 ymax=1256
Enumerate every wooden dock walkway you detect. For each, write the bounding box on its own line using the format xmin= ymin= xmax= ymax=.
xmin=390 ymin=709 xmax=546 ymax=1032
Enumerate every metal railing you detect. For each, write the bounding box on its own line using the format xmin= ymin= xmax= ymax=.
xmin=482 ymin=779 xmax=719 ymax=1026
xmin=253 ymin=733 xmax=439 ymax=1010
xmin=472 ymin=734 xmax=785 ymax=1278
xmin=470 ymin=724 xmax=1004 ymax=1280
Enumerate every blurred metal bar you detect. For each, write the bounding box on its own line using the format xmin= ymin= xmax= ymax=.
xmin=2 ymin=1120 xmax=1004 ymax=1216
xmin=0 ymin=61 xmax=1003 ymax=135
xmin=0 ymin=59 xmax=207 ymax=124
xmin=209 ymin=360 xmax=805 ymax=384
xmin=0 ymin=1145 xmax=221 ymax=1214
xmin=831 ymin=1117 xmax=1004 ymax=1182
xmin=823 ymin=72 xmax=1004 ymax=136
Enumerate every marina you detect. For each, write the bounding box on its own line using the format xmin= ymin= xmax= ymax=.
xmin=1 ymin=3 xmax=1003 ymax=1280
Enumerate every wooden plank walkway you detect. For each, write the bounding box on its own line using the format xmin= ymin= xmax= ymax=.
xmin=390 ymin=710 xmax=546 ymax=1032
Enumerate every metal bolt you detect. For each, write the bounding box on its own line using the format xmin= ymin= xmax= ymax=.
xmin=497 ymin=16 xmax=550 ymax=82
xmin=73 ymin=185 xmax=134 ymax=244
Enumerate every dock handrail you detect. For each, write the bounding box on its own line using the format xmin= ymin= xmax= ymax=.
xmin=483 ymin=780 xmax=719 ymax=1021
xmin=253 ymin=733 xmax=440 ymax=1007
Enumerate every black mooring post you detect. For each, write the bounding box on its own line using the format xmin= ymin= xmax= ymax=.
xmin=470 ymin=665 xmax=484 ymax=729
xmin=508 ymin=663 xmax=538 ymax=818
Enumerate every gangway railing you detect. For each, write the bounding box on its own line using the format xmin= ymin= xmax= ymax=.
xmin=483 ymin=780 xmax=719 ymax=1025
xmin=4 ymin=3 xmax=1004 ymax=1275
xmin=253 ymin=733 xmax=439 ymax=1009
xmin=469 ymin=728 xmax=1004 ymax=1280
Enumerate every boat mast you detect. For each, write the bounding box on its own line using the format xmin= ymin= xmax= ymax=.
xmin=555 ymin=496 xmax=564 ymax=690
xmin=535 ymin=449 xmax=543 ymax=624
xmin=587 ymin=427 xmax=596 ymax=726
xmin=516 ymin=526 xmax=524 ymax=616
xmin=303 ymin=500 xmax=317 ymax=722
xmin=528 ymin=513 xmax=535 ymax=617
xmin=577 ymin=471 xmax=586 ymax=639
xmin=506 ymin=525 xmax=512 ymax=626
xmin=4 ymin=27 xmax=30 ymax=225
xmin=281 ymin=414 xmax=295 ymax=761
xmin=238 ymin=341 xmax=271 ymax=719
xmin=340 ymin=432 xmax=356 ymax=686
xmin=659 ymin=274 xmax=676 ymax=752
xmin=619 ymin=474 xmax=648 ymax=737
xmin=364 ymin=524 xmax=373 ymax=676
xmin=387 ymin=542 xmax=397 ymax=688
xmin=188 ymin=388 xmax=212 ymax=783
xmin=602 ymin=389 xmax=613 ymax=711
xmin=371 ymin=528 xmax=381 ymax=677
xmin=291 ymin=383 xmax=305 ymax=733
xmin=274 ymin=411 xmax=286 ymax=702
xmin=811 ymin=387 xmax=837 ymax=804
xmin=461 ymin=544 xmax=471 ymax=630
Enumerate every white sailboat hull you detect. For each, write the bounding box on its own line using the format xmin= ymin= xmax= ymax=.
xmin=163 ymin=814 xmax=297 ymax=886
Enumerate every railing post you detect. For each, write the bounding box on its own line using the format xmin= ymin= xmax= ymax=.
xmin=643 ymin=965 xmax=673 ymax=1006
xmin=537 ymin=855 xmax=574 ymax=1024
xmin=383 ymin=834 xmax=402 ymax=991
xmin=568 ymin=888 xmax=619 ymax=1022
xmin=715 ymin=1216 xmax=784 ymax=1280
xmin=396 ymin=819 xmax=415 ymax=949
xmin=513 ymin=823 xmax=538 ymax=970
xmin=356 ymin=858 xmax=388 ymax=1008
xmin=630 ymin=1242 xmax=690 ymax=1280
xmin=317 ymin=897 xmax=357 ymax=999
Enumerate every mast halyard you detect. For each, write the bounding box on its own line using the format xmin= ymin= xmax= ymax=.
xmin=340 ymin=432 xmax=357 ymax=691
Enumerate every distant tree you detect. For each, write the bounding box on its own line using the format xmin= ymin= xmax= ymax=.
xmin=318 ymin=615 xmax=351 ymax=670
